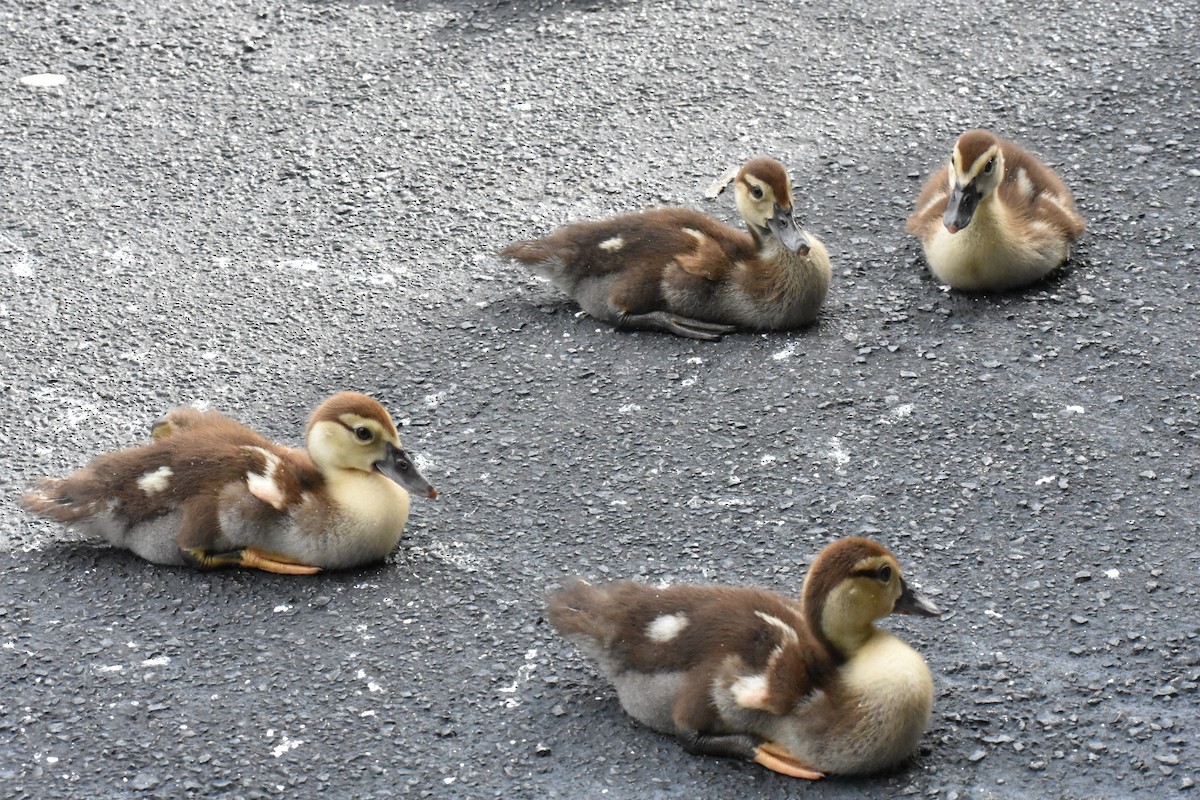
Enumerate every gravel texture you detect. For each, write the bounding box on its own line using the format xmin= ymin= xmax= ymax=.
xmin=1 ymin=0 xmax=1197 ymax=798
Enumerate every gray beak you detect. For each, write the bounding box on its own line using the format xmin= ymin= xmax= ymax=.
xmin=894 ymin=577 xmax=941 ymax=617
xmin=943 ymin=183 xmax=981 ymax=234
xmin=766 ymin=204 xmax=810 ymax=254
xmin=375 ymin=441 xmax=438 ymax=499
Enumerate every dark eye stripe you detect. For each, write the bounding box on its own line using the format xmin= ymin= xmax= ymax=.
xmin=851 ymin=566 xmax=893 ymax=581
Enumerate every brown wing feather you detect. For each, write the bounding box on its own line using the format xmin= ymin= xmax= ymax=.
xmin=22 ymin=429 xmax=317 ymax=529
xmin=503 ymin=208 xmax=755 ymax=278
xmin=996 ymin=139 xmax=1085 ymax=238
xmin=549 ymin=580 xmax=814 ymax=675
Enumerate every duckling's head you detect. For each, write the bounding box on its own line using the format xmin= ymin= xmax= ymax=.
xmin=802 ymin=537 xmax=940 ymax=657
xmin=732 ymin=158 xmax=811 ymax=254
xmin=943 ymin=129 xmax=1005 ymax=234
xmin=306 ymin=392 xmax=438 ymax=498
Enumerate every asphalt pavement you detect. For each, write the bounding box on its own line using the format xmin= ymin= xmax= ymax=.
xmin=1 ymin=1 xmax=1197 ymax=798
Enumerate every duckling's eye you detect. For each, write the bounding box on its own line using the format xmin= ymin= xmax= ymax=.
xmin=749 ymin=185 xmax=764 ymax=200
xmin=877 ymin=565 xmax=893 ymax=583
xmin=983 ymin=158 xmax=995 ymax=174
xmin=354 ymin=426 xmax=374 ymax=442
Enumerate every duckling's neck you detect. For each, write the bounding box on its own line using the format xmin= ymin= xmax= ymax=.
xmin=823 ymin=618 xmax=877 ymax=658
xmin=325 ymin=467 xmax=411 ymax=534
xmin=745 ymin=222 xmax=765 ymax=247
xmin=962 ymin=192 xmax=1005 ymax=237
xmin=816 ymin=587 xmax=882 ymax=658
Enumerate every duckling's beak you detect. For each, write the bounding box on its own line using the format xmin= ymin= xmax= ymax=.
xmin=150 ymin=417 xmax=173 ymax=441
xmin=894 ymin=578 xmax=941 ymax=617
xmin=766 ymin=205 xmax=810 ymax=254
xmin=376 ymin=442 xmax=439 ymax=499
xmin=943 ymin=183 xmax=981 ymax=234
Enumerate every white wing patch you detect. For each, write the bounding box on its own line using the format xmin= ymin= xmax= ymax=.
xmin=245 ymin=447 xmax=287 ymax=510
xmin=136 ymin=466 xmax=173 ymax=495
xmin=730 ymin=673 xmax=769 ymax=709
xmin=754 ymin=611 xmax=800 ymax=643
xmin=646 ymin=612 xmax=690 ymax=642
xmin=915 ymin=193 xmax=945 ymax=221
xmin=1041 ymin=190 xmax=1077 ymax=217
xmin=1015 ymin=167 xmax=1035 ymax=200
xmin=682 ymin=227 xmax=707 ymax=242
xmin=599 ymin=236 xmax=625 ymax=252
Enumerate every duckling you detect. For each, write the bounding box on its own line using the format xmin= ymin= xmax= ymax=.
xmin=500 ymin=158 xmax=831 ymax=340
xmin=22 ymin=392 xmax=438 ymax=575
xmin=546 ymin=537 xmax=940 ymax=779
xmin=907 ymin=129 xmax=1085 ymax=291
xmin=149 ymin=405 xmax=267 ymax=443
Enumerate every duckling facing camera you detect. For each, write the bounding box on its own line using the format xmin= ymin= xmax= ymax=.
xmin=907 ymin=129 xmax=1085 ymax=291
xmin=546 ymin=537 xmax=940 ymax=779
xmin=23 ymin=392 xmax=437 ymax=575
xmin=501 ymin=158 xmax=831 ymax=340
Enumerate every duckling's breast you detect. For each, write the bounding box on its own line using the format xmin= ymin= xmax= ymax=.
xmin=923 ymin=202 xmax=1068 ymax=291
xmin=765 ymin=632 xmax=933 ymax=775
xmin=219 ymin=472 xmax=411 ymax=569
xmin=302 ymin=473 xmax=412 ymax=567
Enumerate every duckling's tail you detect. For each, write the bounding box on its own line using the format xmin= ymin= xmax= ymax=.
xmin=499 ymin=239 xmax=573 ymax=282
xmin=499 ymin=239 xmax=551 ymax=264
xmin=20 ymin=479 xmax=99 ymax=523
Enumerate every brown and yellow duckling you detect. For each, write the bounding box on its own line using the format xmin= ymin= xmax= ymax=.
xmin=907 ymin=129 xmax=1085 ymax=291
xmin=22 ymin=392 xmax=437 ymax=574
xmin=501 ymin=158 xmax=832 ymax=340
xmin=546 ymin=537 xmax=940 ymax=779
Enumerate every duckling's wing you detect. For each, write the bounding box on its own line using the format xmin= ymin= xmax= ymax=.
xmin=665 ymin=212 xmax=757 ymax=282
xmin=907 ymin=165 xmax=951 ymax=235
xmin=998 ymin=142 xmax=1085 ymax=239
xmin=548 ymin=581 xmax=806 ymax=674
xmin=503 ymin=210 xmax=749 ymax=278
xmin=717 ymin=633 xmax=828 ymax=716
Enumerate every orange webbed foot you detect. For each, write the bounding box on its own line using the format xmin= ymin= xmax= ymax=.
xmin=183 ymin=547 xmax=321 ymax=575
xmin=754 ymin=742 xmax=825 ymax=780
xmin=238 ymin=548 xmax=322 ymax=575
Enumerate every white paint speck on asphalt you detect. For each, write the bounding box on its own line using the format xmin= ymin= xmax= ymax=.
xmin=498 ymin=648 xmax=538 ymax=708
xmin=772 ymin=343 xmax=797 ymax=360
xmin=270 ymin=735 xmax=302 ymax=758
xmin=19 ymin=73 xmax=67 ymax=88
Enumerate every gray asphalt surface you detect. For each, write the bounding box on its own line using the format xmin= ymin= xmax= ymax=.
xmin=1 ymin=0 xmax=1197 ymax=798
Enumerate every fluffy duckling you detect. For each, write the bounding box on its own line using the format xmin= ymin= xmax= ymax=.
xmin=501 ymin=158 xmax=831 ymax=340
xmin=546 ymin=537 xmax=940 ymax=779
xmin=148 ymin=405 xmax=266 ymax=443
xmin=22 ymin=392 xmax=437 ymax=575
xmin=907 ymin=129 xmax=1085 ymax=291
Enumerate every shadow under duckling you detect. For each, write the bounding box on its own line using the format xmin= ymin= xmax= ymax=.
xmin=546 ymin=537 xmax=940 ymax=780
xmin=907 ymin=129 xmax=1085 ymax=292
xmin=22 ymin=392 xmax=437 ymax=575
xmin=501 ymin=158 xmax=831 ymax=340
